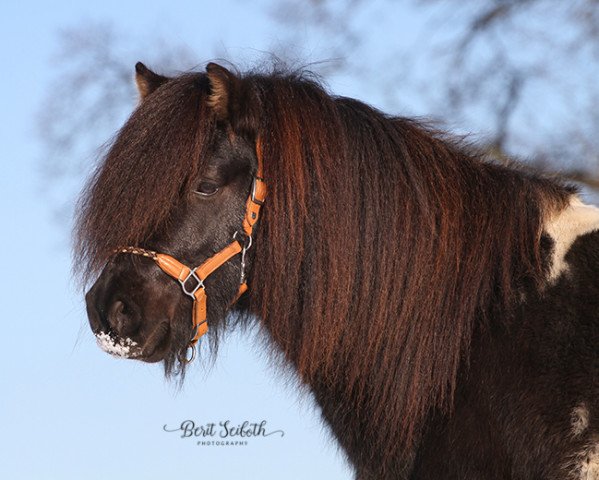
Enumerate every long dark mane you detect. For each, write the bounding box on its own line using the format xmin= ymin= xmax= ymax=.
xmin=243 ymin=73 xmax=572 ymax=456
xmin=76 ymin=67 xmax=574 ymax=460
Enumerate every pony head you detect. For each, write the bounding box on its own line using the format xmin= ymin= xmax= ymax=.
xmin=79 ymin=63 xmax=261 ymax=373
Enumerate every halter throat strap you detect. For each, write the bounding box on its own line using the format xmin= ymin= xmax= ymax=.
xmin=118 ymin=139 xmax=266 ymax=361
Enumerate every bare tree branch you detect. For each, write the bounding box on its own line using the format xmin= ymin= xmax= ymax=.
xmin=38 ymin=3 xmax=599 ymax=198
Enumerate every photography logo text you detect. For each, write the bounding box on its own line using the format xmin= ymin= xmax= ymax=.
xmin=163 ymin=420 xmax=285 ymax=447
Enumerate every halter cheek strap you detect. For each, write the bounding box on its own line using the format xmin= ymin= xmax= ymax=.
xmin=118 ymin=139 xmax=266 ymax=361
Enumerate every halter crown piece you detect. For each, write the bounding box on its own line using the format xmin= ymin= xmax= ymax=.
xmin=118 ymin=139 xmax=266 ymax=362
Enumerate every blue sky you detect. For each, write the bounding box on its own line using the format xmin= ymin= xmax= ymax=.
xmin=0 ymin=1 xmax=429 ymax=478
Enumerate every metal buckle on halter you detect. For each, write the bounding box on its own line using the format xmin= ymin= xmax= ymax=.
xmin=178 ymin=268 xmax=204 ymax=298
xmin=251 ymin=177 xmax=265 ymax=205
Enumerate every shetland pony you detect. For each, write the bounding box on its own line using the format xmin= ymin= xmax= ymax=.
xmin=78 ymin=62 xmax=599 ymax=479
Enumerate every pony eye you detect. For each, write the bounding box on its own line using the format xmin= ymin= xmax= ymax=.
xmin=195 ymin=181 xmax=219 ymax=197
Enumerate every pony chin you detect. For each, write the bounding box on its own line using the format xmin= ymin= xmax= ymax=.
xmin=92 ymin=322 xmax=176 ymax=364
xmin=95 ymin=331 xmax=143 ymax=359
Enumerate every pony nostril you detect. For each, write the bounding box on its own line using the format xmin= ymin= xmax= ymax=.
xmin=107 ymin=300 xmax=139 ymax=337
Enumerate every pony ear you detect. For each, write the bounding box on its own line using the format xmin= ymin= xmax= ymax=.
xmin=206 ymin=62 xmax=259 ymax=137
xmin=206 ymin=62 xmax=238 ymax=120
xmin=135 ymin=62 xmax=168 ymax=100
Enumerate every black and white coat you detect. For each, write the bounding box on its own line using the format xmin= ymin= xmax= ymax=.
xmin=412 ymin=196 xmax=599 ymax=480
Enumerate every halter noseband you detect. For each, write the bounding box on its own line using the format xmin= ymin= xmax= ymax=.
xmin=117 ymin=139 xmax=266 ymax=362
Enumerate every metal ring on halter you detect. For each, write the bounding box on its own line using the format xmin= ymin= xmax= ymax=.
xmin=180 ymin=344 xmax=196 ymax=364
xmin=233 ymin=230 xmax=253 ymax=250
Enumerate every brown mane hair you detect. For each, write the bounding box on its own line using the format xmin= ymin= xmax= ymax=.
xmin=241 ymin=72 xmax=572 ymax=456
xmin=76 ymin=67 xmax=574 ymax=460
xmin=74 ymin=73 xmax=216 ymax=284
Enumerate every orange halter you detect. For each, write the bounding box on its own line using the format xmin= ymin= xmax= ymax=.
xmin=117 ymin=139 xmax=266 ymax=362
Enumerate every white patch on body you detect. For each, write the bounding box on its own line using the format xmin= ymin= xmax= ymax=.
xmin=569 ymin=442 xmax=599 ymax=480
xmin=95 ymin=331 xmax=139 ymax=358
xmin=545 ymin=197 xmax=599 ymax=281
xmin=572 ymin=404 xmax=590 ymax=437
